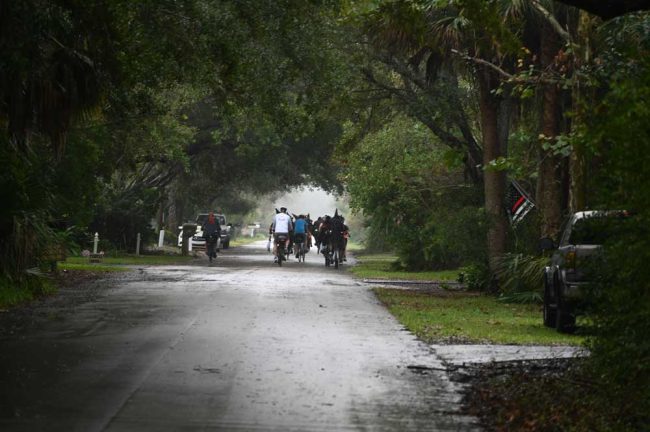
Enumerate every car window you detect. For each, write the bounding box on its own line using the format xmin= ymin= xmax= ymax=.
xmin=569 ymin=214 xmax=627 ymax=245
xmin=195 ymin=214 xmax=225 ymax=225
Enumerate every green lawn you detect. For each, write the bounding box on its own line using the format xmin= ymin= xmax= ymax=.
xmin=58 ymin=262 xmax=131 ymax=272
xmin=0 ymin=276 xmax=57 ymax=308
xmin=230 ymin=235 xmax=268 ymax=247
xmin=350 ymin=253 xmax=460 ymax=281
xmin=374 ymin=288 xmax=583 ymax=345
xmin=346 ymin=241 xmax=365 ymax=252
xmin=65 ymin=254 xmax=195 ymax=266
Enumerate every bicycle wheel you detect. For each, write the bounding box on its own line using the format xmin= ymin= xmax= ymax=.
xmin=334 ymin=249 xmax=339 ymax=269
xmin=278 ymin=246 xmax=284 ymax=266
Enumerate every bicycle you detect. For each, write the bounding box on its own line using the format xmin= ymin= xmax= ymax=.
xmin=296 ymin=240 xmax=306 ymax=263
xmin=294 ymin=233 xmax=306 ymax=263
xmin=274 ymin=233 xmax=288 ymax=266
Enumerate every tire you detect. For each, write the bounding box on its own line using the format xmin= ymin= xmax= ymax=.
xmin=334 ymin=250 xmax=339 ymax=269
xmin=223 ymin=240 xmax=230 ymax=249
xmin=277 ymin=247 xmax=283 ymax=267
xmin=555 ymin=283 xmax=576 ymax=333
xmin=543 ymin=276 xmax=557 ymax=327
xmin=325 ymin=256 xmax=330 ymax=267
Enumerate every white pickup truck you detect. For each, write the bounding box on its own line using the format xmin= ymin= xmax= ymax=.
xmin=177 ymin=213 xmax=231 ymax=249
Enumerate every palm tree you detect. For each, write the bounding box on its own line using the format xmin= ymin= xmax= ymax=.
xmin=360 ymin=0 xmax=586 ymax=275
xmin=359 ymin=0 xmax=515 ymax=274
xmin=1 ymin=2 xmax=102 ymax=277
xmin=422 ymin=1 xmax=518 ymax=275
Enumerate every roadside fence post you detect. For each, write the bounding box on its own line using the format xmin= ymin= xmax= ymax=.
xmin=93 ymin=232 xmax=99 ymax=254
xmin=136 ymin=233 xmax=141 ymax=256
xmin=158 ymin=230 xmax=165 ymax=248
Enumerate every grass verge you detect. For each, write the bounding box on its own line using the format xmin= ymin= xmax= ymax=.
xmin=59 ymin=263 xmax=130 ymax=272
xmin=230 ymin=235 xmax=268 ymax=247
xmin=346 ymin=241 xmax=365 ymax=252
xmin=64 ymin=254 xmax=195 ymax=266
xmin=350 ymin=253 xmax=460 ymax=281
xmin=0 ymin=275 xmax=57 ymax=308
xmin=374 ymin=288 xmax=583 ymax=345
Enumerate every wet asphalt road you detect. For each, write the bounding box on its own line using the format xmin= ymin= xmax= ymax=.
xmin=0 ymin=242 xmax=479 ymax=431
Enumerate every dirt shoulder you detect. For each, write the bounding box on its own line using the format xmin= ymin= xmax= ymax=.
xmin=0 ymin=270 xmax=134 ymax=338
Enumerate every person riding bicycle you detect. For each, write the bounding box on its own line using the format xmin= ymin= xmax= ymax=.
xmin=318 ymin=215 xmax=331 ymax=254
xmin=293 ymin=214 xmax=308 ymax=259
xmin=270 ymin=207 xmax=293 ymax=263
xmin=202 ymin=211 xmax=221 ymax=261
xmin=340 ymin=216 xmax=350 ymax=262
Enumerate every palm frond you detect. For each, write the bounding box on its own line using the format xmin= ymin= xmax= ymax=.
xmin=493 ymin=252 xmax=548 ymax=295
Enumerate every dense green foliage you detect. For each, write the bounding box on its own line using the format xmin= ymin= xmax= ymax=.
xmin=0 ymin=0 xmax=356 ymax=274
xmin=2 ymin=1 xmax=650 ymax=428
xmin=344 ymin=116 xmax=485 ymax=270
xmin=578 ymin=14 xmax=650 ymax=427
xmin=342 ymin=4 xmax=650 ymax=428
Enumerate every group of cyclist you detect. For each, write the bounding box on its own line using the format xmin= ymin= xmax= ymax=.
xmin=269 ymin=207 xmax=349 ymax=265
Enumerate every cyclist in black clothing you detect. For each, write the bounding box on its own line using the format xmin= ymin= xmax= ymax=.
xmin=202 ymin=211 xmax=221 ymax=262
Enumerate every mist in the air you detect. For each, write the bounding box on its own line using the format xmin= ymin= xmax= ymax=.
xmin=271 ymin=188 xmax=342 ymax=219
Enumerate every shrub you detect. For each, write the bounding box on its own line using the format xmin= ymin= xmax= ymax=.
xmin=579 ymin=25 xmax=650 ymax=428
xmin=457 ymin=262 xmax=491 ymax=291
xmin=493 ymin=253 xmax=547 ymax=303
xmin=0 ymin=274 xmax=56 ymax=308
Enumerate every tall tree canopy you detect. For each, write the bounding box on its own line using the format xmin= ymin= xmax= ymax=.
xmin=0 ymin=0 xmax=357 ymax=268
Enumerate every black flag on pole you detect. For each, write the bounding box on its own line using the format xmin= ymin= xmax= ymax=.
xmin=505 ymin=180 xmax=535 ymax=225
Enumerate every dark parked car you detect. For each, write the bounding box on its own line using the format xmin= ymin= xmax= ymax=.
xmin=542 ymin=210 xmax=628 ymax=333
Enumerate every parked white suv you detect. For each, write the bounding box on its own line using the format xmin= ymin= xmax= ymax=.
xmin=177 ymin=213 xmax=231 ymax=249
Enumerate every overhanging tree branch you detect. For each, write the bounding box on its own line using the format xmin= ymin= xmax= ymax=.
xmin=362 ymin=64 xmax=482 ymax=183
xmin=450 ymin=49 xmax=566 ymax=85
xmin=531 ymin=0 xmax=573 ymax=44
xmin=555 ymin=0 xmax=650 ymax=20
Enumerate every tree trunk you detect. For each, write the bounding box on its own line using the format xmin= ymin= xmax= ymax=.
xmin=478 ymin=69 xmax=507 ymax=274
xmin=536 ymin=24 xmax=565 ymax=240
xmin=569 ymin=11 xmax=595 ymax=212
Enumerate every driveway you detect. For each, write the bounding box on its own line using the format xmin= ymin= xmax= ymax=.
xmin=0 ymin=242 xmax=479 ymax=431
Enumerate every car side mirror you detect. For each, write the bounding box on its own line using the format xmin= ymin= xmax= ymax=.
xmin=539 ymin=237 xmax=556 ymax=251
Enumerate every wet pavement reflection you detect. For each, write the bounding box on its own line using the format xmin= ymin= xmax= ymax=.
xmin=0 ymin=242 xmax=484 ymax=431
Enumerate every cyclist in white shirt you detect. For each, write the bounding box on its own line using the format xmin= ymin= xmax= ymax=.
xmin=270 ymin=207 xmax=293 ymax=261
